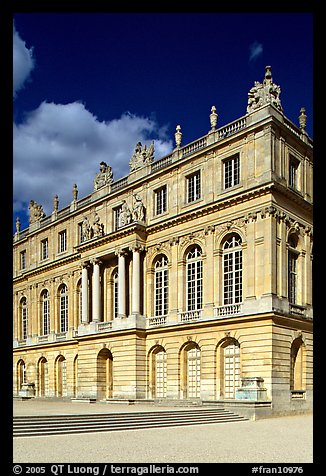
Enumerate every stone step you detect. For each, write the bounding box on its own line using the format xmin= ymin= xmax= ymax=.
xmin=13 ymin=409 xmax=248 ymax=437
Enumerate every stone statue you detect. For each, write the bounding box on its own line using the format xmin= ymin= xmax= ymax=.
xmin=132 ymin=193 xmax=145 ymax=222
xmin=15 ymin=216 xmax=21 ymax=234
xmin=72 ymin=184 xmax=78 ymax=201
xmin=118 ymin=200 xmax=132 ymax=227
xmin=92 ymin=212 xmax=104 ymax=238
xmin=93 ymin=162 xmax=113 ymax=191
xmin=129 ymin=141 xmax=155 ymax=172
xmin=29 ymin=200 xmax=45 ymax=224
xmin=81 ymin=216 xmax=93 ymax=241
xmin=247 ymin=66 xmax=283 ymax=114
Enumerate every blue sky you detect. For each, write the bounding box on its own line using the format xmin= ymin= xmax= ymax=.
xmin=13 ymin=12 xmax=313 ymax=232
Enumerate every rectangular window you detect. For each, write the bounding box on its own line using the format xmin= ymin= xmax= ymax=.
xmin=288 ymin=252 xmax=297 ymax=304
xmin=114 ymin=205 xmax=122 ymax=231
xmin=20 ymin=250 xmax=26 ymax=270
xmin=41 ymin=239 xmax=48 ymax=260
xmin=187 ymin=171 xmax=201 ymax=203
xmin=289 ymin=158 xmax=299 ymax=189
xmin=155 ymin=185 xmax=167 ymax=215
xmin=58 ymin=230 xmax=67 ymax=253
xmin=187 ymin=260 xmax=203 ymax=311
xmin=43 ymin=299 xmax=50 ymax=336
xmin=224 ymin=154 xmax=240 ymax=189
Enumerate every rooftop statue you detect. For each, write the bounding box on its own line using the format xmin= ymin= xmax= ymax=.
xmin=29 ymin=200 xmax=46 ymax=224
xmin=93 ymin=161 xmax=113 ymax=191
xmin=247 ymin=66 xmax=283 ymax=114
xmin=129 ymin=141 xmax=154 ymax=172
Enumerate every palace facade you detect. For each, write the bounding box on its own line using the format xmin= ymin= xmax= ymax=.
xmin=13 ymin=67 xmax=313 ymax=417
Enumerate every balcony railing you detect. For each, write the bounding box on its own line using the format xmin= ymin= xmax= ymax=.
xmin=147 ymin=315 xmax=167 ymax=327
xmin=214 ymin=303 xmax=243 ymax=318
xmin=97 ymin=321 xmax=113 ymax=332
xmin=178 ymin=310 xmax=202 ymax=322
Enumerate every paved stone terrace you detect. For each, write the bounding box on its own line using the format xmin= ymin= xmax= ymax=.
xmin=13 ymin=400 xmax=313 ymax=463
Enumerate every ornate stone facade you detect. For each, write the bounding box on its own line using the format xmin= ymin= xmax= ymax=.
xmin=13 ymin=67 xmax=313 ymax=417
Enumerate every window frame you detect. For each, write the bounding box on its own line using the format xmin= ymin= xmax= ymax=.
xmin=58 ymin=230 xmax=67 ymax=253
xmin=223 ymin=154 xmax=240 ymax=190
xmin=154 ymin=185 xmax=167 ymax=216
xmin=186 ymin=171 xmax=201 ymax=203
xmin=154 ymin=255 xmax=169 ymax=317
xmin=40 ymin=238 xmax=49 ymax=260
xmin=186 ymin=246 xmax=203 ymax=312
xmin=222 ymin=235 xmax=243 ymax=305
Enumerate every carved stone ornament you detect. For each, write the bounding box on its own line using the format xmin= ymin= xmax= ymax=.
xmin=247 ymin=66 xmax=283 ymax=114
xmin=118 ymin=195 xmax=146 ymax=228
xmin=29 ymin=200 xmax=46 ymax=224
xmin=129 ymin=141 xmax=154 ymax=172
xmin=93 ymin=162 xmax=113 ymax=191
xmin=81 ymin=213 xmax=105 ymax=241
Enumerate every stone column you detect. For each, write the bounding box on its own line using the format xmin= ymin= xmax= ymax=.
xmin=116 ymin=250 xmax=126 ymax=318
xmin=91 ymin=259 xmax=101 ymax=322
xmin=81 ymin=262 xmax=89 ymax=324
xmin=130 ymin=244 xmax=143 ymax=315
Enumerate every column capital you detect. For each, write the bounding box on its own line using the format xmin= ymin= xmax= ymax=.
xmin=129 ymin=243 xmax=145 ymax=253
xmin=90 ymin=257 xmax=102 ymax=266
xmin=81 ymin=260 xmax=90 ymax=269
xmin=115 ymin=247 xmax=128 ymax=257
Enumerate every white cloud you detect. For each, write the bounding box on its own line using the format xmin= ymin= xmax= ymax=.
xmin=13 ymin=101 xmax=173 ymax=218
xmin=249 ymin=41 xmax=263 ymax=62
xmin=13 ymin=24 xmax=35 ymax=96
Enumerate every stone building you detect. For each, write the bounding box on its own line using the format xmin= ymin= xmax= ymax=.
xmin=13 ymin=67 xmax=313 ymax=417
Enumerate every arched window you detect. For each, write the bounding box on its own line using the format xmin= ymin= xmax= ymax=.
xmin=17 ymin=359 xmax=26 ymax=391
xmin=185 ymin=343 xmax=201 ymax=398
xmin=222 ymin=340 xmax=240 ymax=398
xmin=186 ymin=246 xmax=203 ymax=311
xmin=59 ymin=285 xmax=68 ymax=332
xmin=153 ymin=346 xmax=167 ymax=398
xmin=290 ymin=338 xmax=305 ymax=392
xmin=97 ymin=348 xmax=113 ymax=400
xmin=38 ymin=357 xmax=48 ymax=397
xmin=20 ymin=297 xmax=28 ymax=340
xmin=223 ymin=235 xmax=242 ymax=305
xmin=288 ymin=234 xmax=299 ymax=305
xmin=41 ymin=290 xmax=50 ymax=336
xmin=154 ymin=255 xmax=169 ymax=317
xmin=55 ymin=355 xmax=67 ymax=397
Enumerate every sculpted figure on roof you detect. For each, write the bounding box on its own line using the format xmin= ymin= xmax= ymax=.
xmin=129 ymin=141 xmax=154 ymax=172
xmin=93 ymin=161 xmax=113 ymax=191
xmin=247 ymin=66 xmax=283 ymax=114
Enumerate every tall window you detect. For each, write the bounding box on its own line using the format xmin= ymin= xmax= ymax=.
xmin=154 ymin=255 xmax=169 ymax=317
xmin=59 ymin=230 xmax=67 ymax=253
xmin=223 ymin=235 xmax=242 ymax=305
xmin=42 ymin=290 xmax=50 ymax=336
xmin=224 ymin=154 xmax=240 ymax=189
xmin=187 ymin=344 xmax=201 ymax=398
xmin=41 ymin=238 xmax=49 ymax=260
xmin=187 ymin=171 xmax=201 ymax=203
xmin=154 ymin=348 xmax=167 ymax=398
xmin=20 ymin=250 xmax=26 ymax=270
xmin=20 ymin=297 xmax=28 ymax=340
xmin=114 ymin=205 xmax=122 ymax=231
xmin=59 ymin=285 xmax=68 ymax=332
xmin=289 ymin=157 xmax=299 ymax=190
xmin=113 ymin=270 xmax=119 ymax=318
xmin=288 ymin=235 xmax=299 ymax=305
xmin=154 ymin=186 xmax=167 ymax=215
xmin=186 ymin=246 xmax=203 ymax=311
xmin=223 ymin=341 xmax=240 ymax=398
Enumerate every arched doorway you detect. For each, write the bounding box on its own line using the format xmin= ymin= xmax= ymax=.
xmin=55 ymin=355 xmax=67 ymax=397
xmin=38 ymin=357 xmax=48 ymax=397
xmin=150 ymin=346 xmax=167 ymax=398
xmin=97 ymin=348 xmax=113 ymax=400
xmin=221 ymin=339 xmax=240 ymax=399
xmin=181 ymin=342 xmax=201 ymax=399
